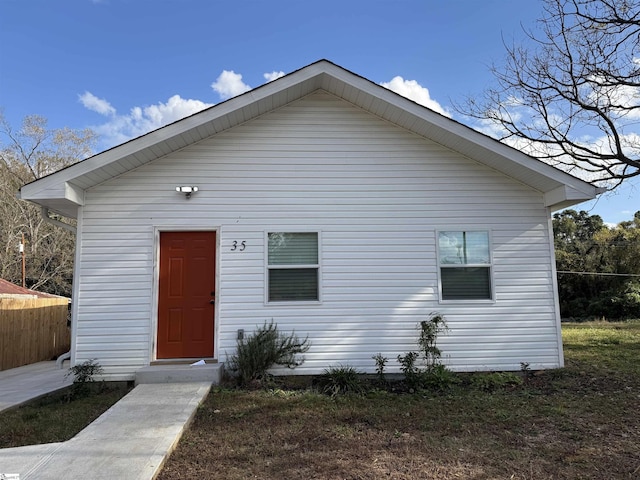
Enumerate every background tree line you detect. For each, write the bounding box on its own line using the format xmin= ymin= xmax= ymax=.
xmin=554 ymin=209 xmax=640 ymax=319
xmin=0 ymin=114 xmax=95 ymax=297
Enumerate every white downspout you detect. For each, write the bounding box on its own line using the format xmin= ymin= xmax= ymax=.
xmin=56 ymin=351 xmax=71 ymax=369
xmin=41 ymin=207 xmax=76 ymax=368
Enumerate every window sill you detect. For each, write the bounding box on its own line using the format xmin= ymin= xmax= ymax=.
xmin=438 ymin=298 xmax=495 ymax=305
xmin=265 ymin=300 xmax=322 ymax=307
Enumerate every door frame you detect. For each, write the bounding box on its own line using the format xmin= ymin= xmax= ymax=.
xmin=151 ymin=226 xmax=220 ymax=362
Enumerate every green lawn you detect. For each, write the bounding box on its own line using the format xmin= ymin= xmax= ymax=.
xmin=0 ymin=382 xmax=132 ymax=448
xmin=158 ymin=321 xmax=640 ymax=480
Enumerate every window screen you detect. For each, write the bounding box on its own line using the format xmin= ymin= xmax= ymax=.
xmin=268 ymin=233 xmax=319 ymax=302
xmin=438 ymin=231 xmax=492 ymax=300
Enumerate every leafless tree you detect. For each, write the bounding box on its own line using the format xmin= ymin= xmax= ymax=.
xmin=461 ymin=0 xmax=640 ymax=189
xmin=0 ymin=113 xmax=96 ymax=296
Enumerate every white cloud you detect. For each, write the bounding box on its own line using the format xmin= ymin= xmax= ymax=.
xmin=211 ymin=70 xmax=252 ymax=100
xmin=264 ymin=71 xmax=285 ymax=82
xmin=381 ymin=76 xmax=450 ymax=117
xmin=81 ymin=68 xmax=284 ymax=148
xmin=78 ymin=91 xmax=116 ymax=116
xmin=587 ymin=74 xmax=640 ymax=120
xmin=78 ymin=67 xmax=461 ymax=153
xmin=83 ymin=94 xmax=212 ymax=148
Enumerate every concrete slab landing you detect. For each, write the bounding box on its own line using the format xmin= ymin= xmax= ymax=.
xmin=135 ymin=363 xmax=224 ymax=385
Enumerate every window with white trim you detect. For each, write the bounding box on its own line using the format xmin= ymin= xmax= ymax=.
xmin=267 ymin=232 xmax=319 ymax=302
xmin=438 ymin=230 xmax=492 ymax=300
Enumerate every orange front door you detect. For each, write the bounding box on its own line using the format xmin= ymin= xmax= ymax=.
xmin=157 ymin=231 xmax=216 ymax=359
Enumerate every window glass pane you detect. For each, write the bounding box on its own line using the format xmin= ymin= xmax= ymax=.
xmin=441 ymin=267 xmax=491 ymax=300
xmin=439 ymin=231 xmax=489 ymax=265
xmin=269 ymin=268 xmax=318 ymax=301
xmin=465 ymin=232 xmax=490 ymax=264
xmin=268 ymin=233 xmax=318 ymax=265
xmin=439 ymin=231 xmax=464 ymax=264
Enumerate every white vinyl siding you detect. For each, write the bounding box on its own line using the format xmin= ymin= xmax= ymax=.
xmin=72 ymin=91 xmax=562 ymax=379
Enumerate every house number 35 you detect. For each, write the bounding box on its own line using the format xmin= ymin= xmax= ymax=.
xmin=231 ymin=241 xmax=246 ymax=251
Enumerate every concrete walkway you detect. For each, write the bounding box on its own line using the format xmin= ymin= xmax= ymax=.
xmin=0 ymin=364 xmax=212 ymax=479
xmin=0 ymin=361 xmax=72 ymax=413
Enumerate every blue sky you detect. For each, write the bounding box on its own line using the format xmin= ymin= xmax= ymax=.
xmin=1 ymin=0 xmax=637 ymax=224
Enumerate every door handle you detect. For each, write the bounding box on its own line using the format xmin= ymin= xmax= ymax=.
xmin=209 ymin=299 xmax=215 ymax=304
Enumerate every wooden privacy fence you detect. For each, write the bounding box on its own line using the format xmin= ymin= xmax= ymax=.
xmin=0 ymin=296 xmax=70 ymax=371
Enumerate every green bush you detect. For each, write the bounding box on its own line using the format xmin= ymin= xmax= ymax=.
xmin=470 ymin=372 xmax=523 ymax=392
xmin=317 ymin=365 xmax=364 ymax=396
xmin=372 ymin=353 xmax=388 ymax=386
xmin=587 ymin=281 xmax=640 ymax=319
xmin=397 ymin=351 xmax=421 ymax=390
xmin=418 ymin=313 xmax=449 ymax=369
xmin=421 ymin=364 xmax=459 ymax=391
xmin=227 ymin=322 xmax=310 ymax=386
xmin=66 ymin=359 xmax=104 ymax=399
xmin=396 ymin=313 xmax=453 ymax=391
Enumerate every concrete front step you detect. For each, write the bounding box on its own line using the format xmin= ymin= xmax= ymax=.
xmin=135 ymin=362 xmax=224 ymax=385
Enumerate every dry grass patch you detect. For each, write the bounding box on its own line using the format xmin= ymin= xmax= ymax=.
xmin=159 ymin=321 xmax=640 ymax=479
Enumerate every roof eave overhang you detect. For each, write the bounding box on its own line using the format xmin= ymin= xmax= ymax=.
xmin=18 ymin=182 xmax=84 ymax=219
xmin=18 ymin=60 xmax=599 ymax=213
xmin=543 ymin=184 xmax=604 ymax=211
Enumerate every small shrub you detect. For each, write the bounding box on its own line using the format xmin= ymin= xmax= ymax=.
xmin=520 ymin=362 xmax=534 ymax=384
xmin=372 ymin=353 xmax=388 ymax=386
xmin=317 ymin=365 xmax=364 ymax=396
xmin=397 ymin=351 xmax=421 ymax=390
xmin=421 ymin=364 xmax=459 ymax=391
xmin=418 ymin=313 xmax=449 ymax=369
xmin=397 ymin=312 xmax=453 ymax=391
xmin=470 ymin=372 xmax=523 ymax=392
xmin=66 ymin=359 xmax=103 ymax=399
xmin=227 ymin=321 xmax=310 ymax=386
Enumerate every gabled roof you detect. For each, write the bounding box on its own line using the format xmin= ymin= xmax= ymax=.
xmin=19 ymin=59 xmax=598 ymax=217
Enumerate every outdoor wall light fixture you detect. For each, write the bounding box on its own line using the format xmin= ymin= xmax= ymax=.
xmin=176 ymin=186 xmax=198 ymax=199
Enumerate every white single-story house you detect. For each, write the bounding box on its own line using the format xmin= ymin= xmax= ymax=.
xmin=19 ymin=60 xmax=598 ymax=381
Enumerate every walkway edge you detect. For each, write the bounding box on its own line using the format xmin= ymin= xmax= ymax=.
xmin=148 ymin=383 xmax=212 ymax=480
xmin=0 ymin=382 xmax=212 ymax=480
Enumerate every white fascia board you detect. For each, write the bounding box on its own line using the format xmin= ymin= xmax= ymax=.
xmin=19 ymin=181 xmax=84 ymax=205
xmin=17 ymin=182 xmax=84 ymax=220
xmin=544 ymin=185 xmax=598 ymax=210
xmin=64 ymin=182 xmax=84 ymax=206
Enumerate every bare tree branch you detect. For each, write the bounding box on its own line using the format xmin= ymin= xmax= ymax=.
xmin=458 ymin=0 xmax=640 ymax=188
xmin=0 ymin=112 xmax=96 ymax=296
